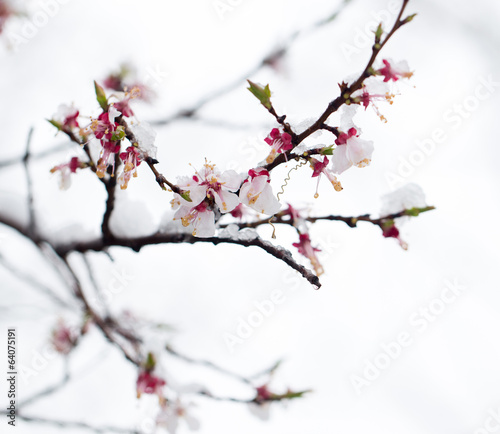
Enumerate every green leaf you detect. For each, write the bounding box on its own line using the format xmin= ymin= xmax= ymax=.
xmin=374 ymin=23 xmax=383 ymax=42
xmin=404 ymin=206 xmax=435 ymax=217
xmin=247 ymin=80 xmax=272 ymax=110
xmin=144 ymin=352 xmax=156 ymax=370
xmin=320 ymin=145 xmax=334 ymax=155
xmin=180 ymin=190 xmax=192 ymax=202
xmin=402 ymin=13 xmax=417 ymax=24
xmin=47 ymin=119 xmax=62 ymax=131
xmin=282 ymin=389 xmax=312 ymax=400
xmin=111 ymin=126 xmax=125 ymax=142
xmin=94 ymin=80 xmax=108 ymax=111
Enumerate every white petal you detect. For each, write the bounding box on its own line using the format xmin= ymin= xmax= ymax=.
xmin=346 ymin=136 xmax=374 ymax=167
xmin=166 ymin=414 xmax=179 ymax=434
xmin=185 ymin=414 xmax=200 ymax=431
xmin=330 ymin=145 xmax=352 ymax=174
xmin=219 ymin=170 xmax=243 ymax=191
xmin=213 ymin=189 xmax=240 ymax=213
xmin=193 ymin=210 xmax=215 ymax=238
xmin=248 ymin=403 xmax=271 ymax=421
xmin=340 ymin=104 xmax=359 ymax=132
xmin=250 ymin=184 xmax=281 ymax=215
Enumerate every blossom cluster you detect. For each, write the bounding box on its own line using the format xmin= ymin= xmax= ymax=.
xmin=50 ymin=82 xmax=157 ymax=190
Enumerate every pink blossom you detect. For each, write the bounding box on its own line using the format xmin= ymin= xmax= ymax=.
xmin=310 ymin=156 xmax=342 ymax=196
xmin=136 ymin=370 xmax=166 ymax=399
xmin=113 ymin=87 xmax=141 ymax=118
xmin=157 ymin=399 xmax=200 ymax=434
xmin=172 ymin=163 xmax=242 ymax=237
xmin=0 ymin=1 xmax=13 ymax=34
xmin=51 ymin=320 xmax=77 ymax=354
xmin=90 ymin=106 xmax=122 ymax=178
xmin=118 ymin=146 xmax=142 ymax=190
xmin=174 ymin=201 xmax=216 ymax=238
xmin=52 ymin=104 xmax=80 ymax=131
xmin=351 ymin=79 xmax=395 ymax=122
xmin=255 ymin=385 xmax=272 ymax=402
xmin=103 ymin=74 xmax=123 ymax=91
xmin=239 ymin=168 xmax=281 ymax=215
xmin=264 ymin=128 xmax=293 ymax=163
xmin=377 ymin=59 xmax=413 ymax=82
xmin=230 ymin=203 xmax=246 ymax=219
xmin=293 ymin=233 xmax=324 ymax=276
xmin=382 ymin=221 xmax=408 ymax=250
xmin=50 ymin=157 xmax=82 ymax=190
xmin=331 ymin=127 xmax=374 ymax=174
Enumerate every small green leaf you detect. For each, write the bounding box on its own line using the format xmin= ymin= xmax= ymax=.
xmin=402 ymin=13 xmax=417 ymax=24
xmin=111 ymin=126 xmax=125 ymax=142
xmin=247 ymin=80 xmax=272 ymax=110
xmin=94 ymin=80 xmax=108 ymax=111
xmin=180 ymin=190 xmax=192 ymax=202
xmin=47 ymin=119 xmax=62 ymax=131
xmin=374 ymin=23 xmax=383 ymax=42
xmin=144 ymin=352 xmax=156 ymax=370
xmin=404 ymin=205 xmax=435 ymax=217
xmin=282 ymin=389 xmax=312 ymax=400
xmin=320 ymin=145 xmax=334 ymax=155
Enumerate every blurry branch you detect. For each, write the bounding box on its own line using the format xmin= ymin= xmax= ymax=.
xmin=0 ymin=141 xmax=72 ymax=169
xmin=0 ymin=414 xmax=139 ymax=434
xmin=18 ymin=358 xmax=71 ymax=409
xmin=0 ymin=251 xmax=73 ymax=309
xmin=165 ymin=344 xmax=252 ymax=385
xmin=150 ymin=0 xmax=353 ymax=127
xmin=22 ymin=127 xmax=37 ymax=239
xmin=53 ymin=232 xmax=321 ymax=288
xmin=82 ymin=253 xmax=110 ymax=315
xmin=62 ymin=255 xmax=141 ymax=365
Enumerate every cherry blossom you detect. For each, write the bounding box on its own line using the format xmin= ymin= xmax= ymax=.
xmin=113 ymin=86 xmax=142 ymax=118
xmin=0 ymin=1 xmax=13 ymax=35
xmin=293 ymin=233 xmax=324 ymax=276
xmin=118 ymin=146 xmax=141 ymax=190
xmin=136 ymin=370 xmax=166 ymax=399
xmin=156 ymin=399 xmax=200 ymax=434
xmin=264 ymin=128 xmax=293 ymax=163
xmin=173 ymin=201 xmax=216 ymax=238
xmin=351 ymin=79 xmax=395 ymax=122
xmin=377 ymin=58 xmax=413 ymax=82
xmin=248 ymin=385 xmax=273 ymax=420
xmin=51 ymin=320 xmax=78 ymax=355
xmin=379 ymin=183 xmax=428 ymax=250
xmin=309 ymin=156 xmax=343 ymax=197
xmin=381 ymin=220 xmax=408 ymax=250
xmin=330 ymin=127 xmax=374 ymax=174
xmin=171 ymin=163 xmax=242 ymax=237
xmin=50 ymin=157 xmax=83 ymax=190
xmin=230 ymin=203 xmax=246 ymax=219
xmin=90 ymin=106 xmax=122 ymax=178
xmin=239 ymin=168 xmax=281 ymax=215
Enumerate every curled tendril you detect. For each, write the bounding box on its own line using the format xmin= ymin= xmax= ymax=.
xmin=268 ymin=158 xmax=308 ymax=238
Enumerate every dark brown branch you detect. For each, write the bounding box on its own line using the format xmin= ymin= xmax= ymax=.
xmin=54 ymin=232 xmax=321 ymax=288
xmin=296 ymin=0 xmax=411 ymax=145
xmin=221 ymin=207 xmax=435 ymax=231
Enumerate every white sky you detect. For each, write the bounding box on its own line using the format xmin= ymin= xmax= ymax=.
xmin=1 ymin=0 xmax=500 ymax=433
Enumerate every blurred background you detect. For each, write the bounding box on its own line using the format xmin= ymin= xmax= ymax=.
xmin=1 ymin=0 xmax=500 ymax=433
